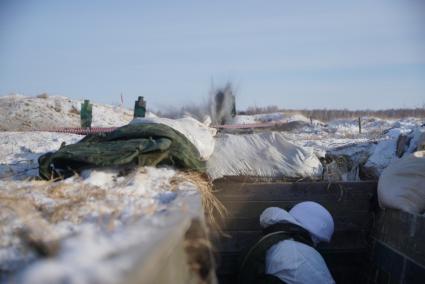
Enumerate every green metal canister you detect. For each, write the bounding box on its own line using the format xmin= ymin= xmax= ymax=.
xmin=134 ymin=96 xmax=146 ymax=118
xmin=231 ymin=95 xmax=236 ymax=117
xmin=80 ymin=99 xmax=93 ymax=128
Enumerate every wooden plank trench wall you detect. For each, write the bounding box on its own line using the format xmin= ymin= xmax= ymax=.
xmin=210 ymin=178 xmax=378 ymax=284
xmin=369 ymin=210 xmax=425 ymax=284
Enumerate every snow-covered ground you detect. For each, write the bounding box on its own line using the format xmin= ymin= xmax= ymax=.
xmin=1 ymin=96 xmax=424 ymax=283
xmin=228 ymin=112 xmax=424 ymax=181
xmin=0 ymin=167 xmax=202 ymax=283
xmin=0 ymin=96 xmax=209 ymax=283
xmin=232 ymin=112 xmax=311 ymax=125
xmin=247 ymin=113 xmax=425 ymax=177
xmin=0 ymin=132 xmax=82 ymax=180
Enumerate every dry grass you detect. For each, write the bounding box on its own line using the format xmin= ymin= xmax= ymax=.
xmin=69 ymin=105 xmax=80 ymax=115
xmin=0 ymin=168 xmax=227 ymax=260
xmin=36 ymin=93 xmax=49 ymax=99
xmin=171 ymin=171 xmax=228 ymax=232
xmin=0 ymin=178 xmax=141 ymax=255
xmin=0 ymin=181 xmax=61 ymax=255
xmin=323 ymin=155 xmax=360 ymax=182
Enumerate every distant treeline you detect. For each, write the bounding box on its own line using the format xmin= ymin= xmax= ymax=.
xmin=155 ymin=104 xmax=208 ymax=120
xmin=242 ymin=106 xmax=425 ymax=122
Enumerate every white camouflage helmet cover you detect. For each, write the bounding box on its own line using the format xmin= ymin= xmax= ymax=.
xmin=259 ymin=207 xmax=302 ymax=228
xmin=289 ymin=201 xmax=334 ymax=243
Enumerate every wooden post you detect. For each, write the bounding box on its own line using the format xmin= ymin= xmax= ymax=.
xmin=358 ymin=117 xmax=362 ymax=134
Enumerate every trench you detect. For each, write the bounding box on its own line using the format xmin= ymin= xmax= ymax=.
xmin=209 ymin=178 xmax=425 ymax=284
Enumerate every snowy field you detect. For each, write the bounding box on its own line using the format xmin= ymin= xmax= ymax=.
xmin=0 ymin=95 xmax=424 ymax=283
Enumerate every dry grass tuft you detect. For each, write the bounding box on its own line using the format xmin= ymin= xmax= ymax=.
xmin=0 ymin=167 xmax=228 ymax=267
xmin=171 ymin=172 xmax=227 ymax=233
xmin=0 ymin=183 xmax=61 ymax=256
xmin=69 ymin=105 xmax=80 ymax=115
xmin=0 ymin=180 xmax=114 ymax=252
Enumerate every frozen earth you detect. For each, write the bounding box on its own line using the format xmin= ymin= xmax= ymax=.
xmin=0 ymin=94 xmax=134 ymax=130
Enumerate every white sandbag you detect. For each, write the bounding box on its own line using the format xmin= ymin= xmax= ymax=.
xmin=378 ymin=151 xmax=425 ymax=214
xmin=207 ymin=132 xmax=323 ymax=180
xmin=363 ymin=139 xmax=397 ymax=176
xmin=406 ymin=128 xmax=425 ymax=153
xmin=130 ymin=116 xmax=217 ymax=161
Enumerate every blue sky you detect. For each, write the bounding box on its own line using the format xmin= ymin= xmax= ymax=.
xmin=0 ymin=0 xmax=424 ymax=110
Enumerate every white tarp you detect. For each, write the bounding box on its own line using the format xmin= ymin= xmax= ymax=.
xmin=378 ymin=151 xmax=425 ymax=214
xmin=207 ymin=132 xmax=323 ymax=180
xmin=130 ymin=116 xmax=217 ymax=161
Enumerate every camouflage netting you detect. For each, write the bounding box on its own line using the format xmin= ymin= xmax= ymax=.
xmin=38 ymin=123 xmax=206 ymax=180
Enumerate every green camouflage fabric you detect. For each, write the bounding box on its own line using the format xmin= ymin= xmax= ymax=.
xmin=39 ymin=123 xmax=206 ymax=180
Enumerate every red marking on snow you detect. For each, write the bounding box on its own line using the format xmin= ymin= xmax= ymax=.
xmin=31 ymin=121 xmax=288 ymax=134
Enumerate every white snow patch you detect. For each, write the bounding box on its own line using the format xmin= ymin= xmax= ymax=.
xmin=81 ymin=169 xmax=118 ymax=188
xmin=230 ymin=112 xmax=309 ymax=125
xmin=231 ymin=115 xmax=257 ymax=125
xmin=0 ymin=132 xmax=82 ymax=180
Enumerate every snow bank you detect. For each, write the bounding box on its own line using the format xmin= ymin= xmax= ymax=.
xmin=0 ymin=94 xmax=133 ymax=130
xmin=207 ymin=132 xmax=323 ymax=179
xmin=1 ymin=167 xmax=202 ymax=283
xmin=130 ymin=116 xmax=217 ymax=160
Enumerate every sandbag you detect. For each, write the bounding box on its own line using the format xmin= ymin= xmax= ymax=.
xmin=378 ymin=151 xmax=425 ymax=214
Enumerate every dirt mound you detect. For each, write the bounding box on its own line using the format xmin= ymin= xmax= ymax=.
xmin=0 ymin=94 xmax=133 ymax=131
